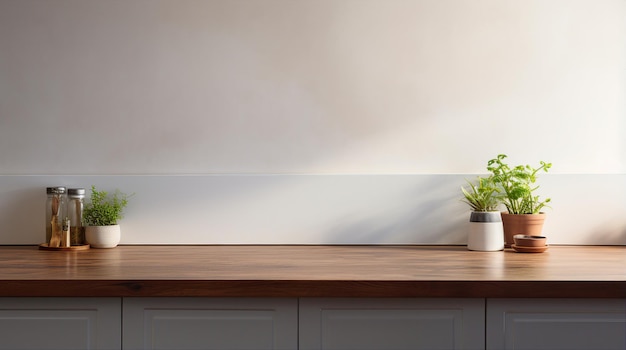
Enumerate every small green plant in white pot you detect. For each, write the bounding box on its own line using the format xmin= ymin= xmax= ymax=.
xmin=461 ymin=176 xmax=504 ymax=251
xmin=83 ymin=186 xmax=131 ymax=248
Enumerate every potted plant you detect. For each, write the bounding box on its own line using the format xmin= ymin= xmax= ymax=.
xmin=461 ymin=176 xmax=504 ymax=251
xmin=487 ymin=154 xmax=552 ymax=247
xmin=83 ymin=185 xmax=131 ymax=248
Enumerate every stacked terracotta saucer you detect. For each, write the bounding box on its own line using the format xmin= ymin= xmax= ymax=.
xmin=512 ymin=234 xmax=548 ymax=253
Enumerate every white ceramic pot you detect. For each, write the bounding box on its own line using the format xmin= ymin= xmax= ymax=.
xmin=85 ymin=225 xmax=121 ymax=248
xmin=467 ymin=211 xmax=504 ymax=251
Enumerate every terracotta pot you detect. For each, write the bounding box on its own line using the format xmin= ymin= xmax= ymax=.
xmin=501 ymin=212 xmax=546 ymax=248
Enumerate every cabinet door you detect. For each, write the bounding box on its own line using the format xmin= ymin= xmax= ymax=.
xmin=123 ymin=297 xmax=297 ymax=350
xmin=487 ymin=298 xmax=626 ymax=350
xmin=0 ymin=297 xmax=121 ymax=350
xmin=299 ymin=298 xmax=485 ymax=350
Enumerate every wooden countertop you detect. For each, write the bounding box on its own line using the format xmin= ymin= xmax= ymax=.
xmin=0 ymin=245 xmax=624 ymax=298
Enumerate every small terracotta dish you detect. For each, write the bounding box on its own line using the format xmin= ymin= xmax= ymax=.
xmin=512 ymin=244 xmax=548 ymax=253
xmin=513 ymin=234 xmax=547 ymax=247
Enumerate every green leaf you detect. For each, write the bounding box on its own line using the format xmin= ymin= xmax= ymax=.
xmin=83 ymin=185 xmax=132 ymax=226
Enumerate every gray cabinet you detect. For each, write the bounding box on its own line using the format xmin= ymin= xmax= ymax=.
xmin=299 ymin=298 xmax=485 ymax=350
xmin=0 ymin=298 xmax=121 ymax=350
xmin=1 ymin=296 xmax=622 ymax=350
xmin=123 ymin=297 xmax=298 ymax=350
xmin=487 ymin=298 xmax=626 ymax=350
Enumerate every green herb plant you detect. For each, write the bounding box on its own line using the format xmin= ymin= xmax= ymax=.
xmin=487 ymin=154 xmax=552 ymax=215
xmin=83 ymin=185 xmax=131 ymax=226
xmin=461 ymin=176 xmax=500 ymax=212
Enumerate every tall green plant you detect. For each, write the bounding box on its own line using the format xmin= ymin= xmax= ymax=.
xmin=83 ymin=186 xmax=131 ymax=226
xmin=487 ymin=154 xmax=552 ymax=214
xmin=461 ymin=176 xmax=499 ymax=212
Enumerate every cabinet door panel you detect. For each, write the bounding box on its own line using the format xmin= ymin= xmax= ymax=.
xmin=0 ymin=298 xmax=121 ymax=350
xmin=123 ymin=297 xmax=297 ymax=350
xmin=487 ymin=298 xmax=626 ymax=350
xmin=300 ymin=298 xmax=484 ymax=350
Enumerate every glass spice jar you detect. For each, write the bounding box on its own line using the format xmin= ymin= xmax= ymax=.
xmin=67 ymin=188 xmax=85 ymax=245
xmin=45 ymin=186 xmax=66 ymax=243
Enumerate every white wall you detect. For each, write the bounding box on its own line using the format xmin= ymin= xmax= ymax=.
xmin=0 ymin=0 xmax=624 ymax=245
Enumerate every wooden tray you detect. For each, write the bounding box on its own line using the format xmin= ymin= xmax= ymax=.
xmin=39 ymin=243 xmax=90 ymax=251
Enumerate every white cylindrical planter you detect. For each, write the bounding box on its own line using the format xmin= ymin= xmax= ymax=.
xmin=467 ymin=211 xmax=504 ymax=251
xmin=85 ymin=225 xmax=121 ymax=248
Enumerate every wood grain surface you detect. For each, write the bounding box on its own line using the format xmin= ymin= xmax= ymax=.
xmin=0 ymin=245 xmax=624 ymax=298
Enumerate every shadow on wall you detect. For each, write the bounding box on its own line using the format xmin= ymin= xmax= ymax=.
xmin=0 ymin=185 xmax=41 ymax=241
xmin=322 ymin=175 xmax=468 ymax=244
xmin=583 ymin=222 xmax=626 ymax=246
